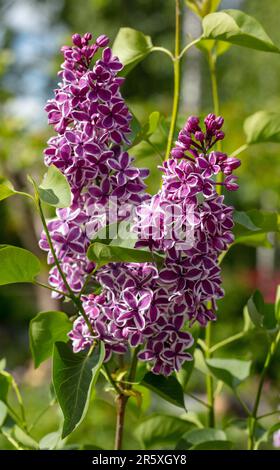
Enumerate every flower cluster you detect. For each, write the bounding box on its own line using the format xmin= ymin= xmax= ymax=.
xmin=68 ymin=114 xmax=240 ymax=375
xmin=40 ymin=33 xmax=149 ymax=297
xmin=40 ymin=33 xmax=240 ymax=376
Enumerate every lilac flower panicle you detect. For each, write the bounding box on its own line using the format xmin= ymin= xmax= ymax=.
xmin=40 ymin=33 xmax=240 ymax=376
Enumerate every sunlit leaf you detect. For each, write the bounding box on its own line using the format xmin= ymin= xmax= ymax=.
xmin=244 ymin=111 xmax=280 ymax=145
xmin=38 ymin=165 xmax=71 ymax=208
xmin=202 ymin=10 xmax=280 ymax=53
xmin=206 ymin=358 xmax=252 ymax=389
xmin=112 ymin=28 xmax=153 ymax=75
xmin=29 ymin=311 xmax=72 ymax=368
xmin=0 ymin=245 xmax=41 ymax=286
xmin=0 ymin=178 xmax=16 ymax=202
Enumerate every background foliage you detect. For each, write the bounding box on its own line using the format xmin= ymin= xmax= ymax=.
xmin=0 ymin=0 xmax=279 ymax=450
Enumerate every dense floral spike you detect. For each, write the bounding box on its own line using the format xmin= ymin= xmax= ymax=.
xmin=67 ymin=114 xmax=240 ymax=375
xmin=40 ymin=33 xmax=240 ymax=376
xmin=40 ymin=33 xmax=149 ymax=300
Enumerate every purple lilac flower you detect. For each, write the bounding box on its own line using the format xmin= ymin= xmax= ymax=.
xmin=40 ymin=32 xmax=148 ymax=302
xmin=40 ymin=33 xmax=240 ymax=377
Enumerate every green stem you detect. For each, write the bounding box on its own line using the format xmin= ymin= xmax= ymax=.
xmin=231 ymin=143 xmax=249 ymax=158
xmin=37 ymin=199 xmax=94 ymax=334
xmin=205 ymin=322 xmax=215 ymax=427
xmin=210 ymin=331 xmax=246 ymax=353
xmin=33 ymin=280 xmax=72 ymax=300
xmin=11 ymin=378 xmax=27 ymax=430
xmin=103 ymin=363 xmax=122 ymax=395
xmin=1 ymin=430 xmax=23 ymax=450
xmin=114 ymin=347 xmax=139 ymax=450
xmin=178 ymin=37 xmax=201 ymax=59
xmin=186 ymin=392 xmax=211 ymax=409
xmin=257 ymin=409 xmax=280 ymax=420
xmin=151 ymin=46 xmax=174 ymax=61
xmin=164 ymin=0 xmax=181 ymax=161
xmin=248 ymin=330 xmax=280 ymax=450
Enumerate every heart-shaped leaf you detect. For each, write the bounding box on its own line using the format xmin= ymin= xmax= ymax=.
xmin=112 ymin=28 xmax=153 ymax=75
xmin=141 ymin=372 xmax=185 ymax=409
xmin=29 ymin=311 xmax=72 ymax=368
xmin=244 ymin=111 xmax=280 ymax=145
xmin=0 ymin=245 xmax=41 ymax=286
xmin=53 ymin=341 xmax=105 ymax=438
xmin=38 ymin=165 xmax=71 ymax=208
xmin=205 ymin=358 xmax=252 ymax=389
xmin=202 ymin=10 xmax=280 ymax=53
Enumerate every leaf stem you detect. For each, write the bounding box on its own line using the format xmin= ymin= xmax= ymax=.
xmin=11 ymin=378 xmax=27 ymax=430
xmin=205 ymin=322 xmax=215 ymax=427
xmin=178 ymin=37 xmax=201 ymax=59
xmin=164 ymin=0 xmax=181 ymax=161
xmin=231 ymin=143 xmax=249 ymax=157
xmin=37 ymin=198 xmax=94 ymax=334
xmin=33 ymin=280 xmax=72 ymax=300
xmin=210 ymin=331 xmax=246 ymax=354
xmin=248 ymin=330 xmax=280 ymax=450
xmin=151 ymin=46 xmax=174 ymax=61
xmin=103 ymin=363 xmax=123 ymax=395
xmin=114 ymin=347 xmax=139 ymax=450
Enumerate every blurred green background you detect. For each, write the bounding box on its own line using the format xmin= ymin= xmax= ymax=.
xmin=0 ymin=0 xmax=279 ymax=449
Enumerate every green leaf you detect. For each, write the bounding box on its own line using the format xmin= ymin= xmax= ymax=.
xmin=202 ymin=10 xmax=280 ymax=53
xmin=131 ymin=111 xmax=161 ymax=148
xmin=0 ymin=358 xmax=6 ymax=372
xmin=247 ymin=290 xmax=277 ymax=330
xmin=135 ymin=414 xmax=192 ymax=449
xmin=190 ymin=440 xmax=233 ymax=450
xmin=233 ymin=211 xmax=259 ymax=232
xmin=0 ymin=401 xmax=7 ymax=427
xmin=0 ymin=245 xmax=41 ymax=286
xmin=244 ymin=111 xmax=280 ymax=145
xmin=196 ymin=38 xmax=231 ymax=57
xmin=87 ymin=242 xmax=164 ymax=269
xmin=206 ymin=358 xmax=252 ymax=389
xmin=233 ymin=210 xmax=279 ymax=247
xmin=176 ymin=427 xmax=229 ymax=450
xmin=141 ymin=372 xmax=185 ymax=409
xmin=53 ymin=341 xmax=105 ymax=438
xmin=112 ymin=28 xmax=153 ymax=75
xmin=247 ymin=290 xmax=265 ymax=328
xmin=39 ymin=432 xmax=63 ymax=450
xmin=29 ymin=311 xmax=72 ymax=368
xmin=0 ymin=178 xmax=16 ymax=202
xmin=13 ymin=426 xmax=39 ymax=449
xmin=38 ymin=165 xmax=71 ymax=208
xmin=0 ymin=372 xmax=12 ymax=402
